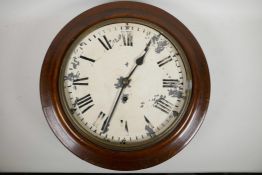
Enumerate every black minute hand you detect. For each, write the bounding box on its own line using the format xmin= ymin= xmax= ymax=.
xmin=102 ymin=39 xmax=152 ymax=134
xmin=101 ymin=86 xmax=125 ymax=133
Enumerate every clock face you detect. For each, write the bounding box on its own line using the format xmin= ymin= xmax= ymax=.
xmin=60 ymin=19 xmax=192 ymax=149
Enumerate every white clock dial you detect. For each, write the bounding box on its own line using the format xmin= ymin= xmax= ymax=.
xmin=60 ymin=20 xmax=192 ymax=149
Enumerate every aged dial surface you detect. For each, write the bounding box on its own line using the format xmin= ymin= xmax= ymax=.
xmin=60 ymin=19 xmax=192 ymax=149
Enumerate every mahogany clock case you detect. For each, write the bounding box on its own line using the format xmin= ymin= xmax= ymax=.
xmin=40 ymin=1 xmax=210 ymax=171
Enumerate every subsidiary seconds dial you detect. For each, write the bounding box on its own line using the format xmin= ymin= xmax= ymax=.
xmin=61 ymin=20 xmax=191 ymax=149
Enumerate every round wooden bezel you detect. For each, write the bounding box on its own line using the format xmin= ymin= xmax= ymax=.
xmin=40 ymin=1 xmax=210 ymax=171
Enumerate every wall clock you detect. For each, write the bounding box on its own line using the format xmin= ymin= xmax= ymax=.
xmin=40 ymin=1 xmax=210 ymax=171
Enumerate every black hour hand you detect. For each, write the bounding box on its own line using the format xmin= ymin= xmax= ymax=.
xmin=136 ymin=40 xmax=152 ymax=65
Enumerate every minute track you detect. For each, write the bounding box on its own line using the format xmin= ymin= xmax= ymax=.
xmin=61 ymin=21 xmax=190 ymax=149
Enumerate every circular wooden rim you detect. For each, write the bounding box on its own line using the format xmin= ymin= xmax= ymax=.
xmin=40 ymin=1 xmax=210 ymax=171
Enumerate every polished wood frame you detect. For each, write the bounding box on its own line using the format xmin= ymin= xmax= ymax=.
xmin=40 ymin=1 xmax=210 ymax=171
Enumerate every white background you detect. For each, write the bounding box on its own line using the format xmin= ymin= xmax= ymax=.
xmin=1 ymin=0 xmax=262 ymax=173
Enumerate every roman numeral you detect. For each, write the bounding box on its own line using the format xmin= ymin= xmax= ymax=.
xmin=101 ymin=117 xmax=108 ymax=132
xmin=157 ymin=56 xmax=172 ymax=67
xmin=120 ymin=120 xmax=129 ymax=134
xmin=98 ymin=35 xmax=112 ymax=50
xmin=163 ymin=79 xmax=178 ymax=88
xmin=76 ymin=94 xmax=94 ymax=114
xmin=144 ymin=116 xmax=155 ymax=137
xmin=80 ymin=55 xmax=95 ymax=62
xmin=144 ymin=116 xmax=154 ymax=128
xmin=154 ymin=97 xmax=173 ymax=114
xmin=93 ymin=111 xmax=106 ymax=127
xmin=125 ymin=121 xmax=129 ymax=133
xmin=73 ymin=77 xmax=89 ymax=85
xmin=122 ymin=32 xmax=133 ymax=46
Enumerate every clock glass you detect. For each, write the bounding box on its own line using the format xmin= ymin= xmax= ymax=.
xmin=60 ymin=18 xmax=192 ymax=150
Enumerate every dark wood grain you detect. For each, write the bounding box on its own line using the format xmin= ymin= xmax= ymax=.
xmin=40 ymin=1 xmax=210 ymax=171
